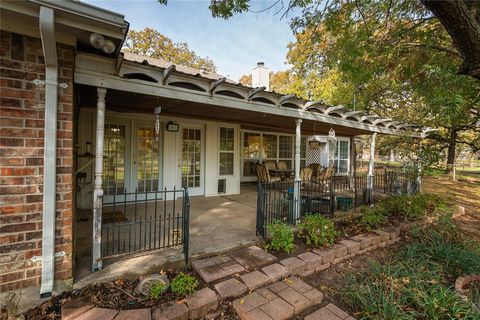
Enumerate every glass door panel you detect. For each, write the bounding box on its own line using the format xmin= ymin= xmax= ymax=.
xmin=136 ymin=127 xmax=160 ymax=192
xmin=242 ymin=132 xmax=261 ymax=177
xmin=103 ymin=124 xmax=126 ymax=195
xmin=180 ymin=128 xmax=203 ymax=193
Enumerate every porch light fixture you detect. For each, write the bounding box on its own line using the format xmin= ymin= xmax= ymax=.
xmin=166 ymin=121 xmax=179 ymax=132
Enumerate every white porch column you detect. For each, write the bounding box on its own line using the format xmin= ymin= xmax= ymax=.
xmin=92 ymin=87 xmax=106 ymax=271
xmin=293 ymin=119 xmax=302 ymax=222
xmin=367 ymin=133 xmax=376 ymax=202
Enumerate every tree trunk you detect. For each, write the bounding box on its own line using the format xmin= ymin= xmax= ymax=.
xmin=421 ymin=0 xmax=480 ymax=80
xmin=445 ymin=129 xmax=457 ymax=177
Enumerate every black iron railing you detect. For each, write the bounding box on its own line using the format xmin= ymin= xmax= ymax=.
xmin=256 ymin=169 xmax=419 ymax=237
xmin=101 ymin=187 xmax=190 ymax=265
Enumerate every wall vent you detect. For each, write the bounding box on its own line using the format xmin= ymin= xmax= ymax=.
xmin=218 ymin=179 xmax=226 ymax=194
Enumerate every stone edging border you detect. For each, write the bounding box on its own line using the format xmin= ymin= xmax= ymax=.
xmin=61 ymin=206 xmax=465 ymax=320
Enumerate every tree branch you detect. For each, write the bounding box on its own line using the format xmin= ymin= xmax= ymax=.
xmin=421 ymin=0 xmax=480 ymax=80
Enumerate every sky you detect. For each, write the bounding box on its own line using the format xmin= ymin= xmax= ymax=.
xmin=84 ymin=0 xmax=296 ymax=80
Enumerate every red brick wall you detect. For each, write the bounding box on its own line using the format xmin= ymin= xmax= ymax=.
xmin=0 ymin=31 xmax=74 ymax=292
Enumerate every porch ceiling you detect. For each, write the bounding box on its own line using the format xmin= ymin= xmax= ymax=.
xmin=78 ymin=85 xmax=372 ymax=136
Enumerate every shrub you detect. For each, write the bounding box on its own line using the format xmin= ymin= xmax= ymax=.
xmin=298 ymin=214 xmax=337 ymax=247
xmin=380 ymin=193 xmax=449 ymax=221
xmin=148 ymin=282 xmax=165 ymax=299
xmin=170 ymin=272 xmax=198 ymax=297
xmin=266 ymin=221 xmax=295 ymax=254
xmin=357 ymin=206 xmax=387 ymax=231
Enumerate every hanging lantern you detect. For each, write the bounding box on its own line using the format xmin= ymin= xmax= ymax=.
xmin=308 ymin=136 xmax=326 ymax=150
xmin=327 ymin=128 xmax=336 ymax=143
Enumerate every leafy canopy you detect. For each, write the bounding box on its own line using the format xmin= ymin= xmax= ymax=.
xmin=123 ymin=27 xmax=217 ymax=72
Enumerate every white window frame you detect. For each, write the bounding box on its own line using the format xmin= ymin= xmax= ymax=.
xmin=332 ymin=138 xmax=350 ymax=175
xmin=240 ymin=129 xmax=307 ymax=181
xmin=218 ymin=126 xmax=235 ymax=176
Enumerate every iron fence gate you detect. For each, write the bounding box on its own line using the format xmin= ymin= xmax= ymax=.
xmin=256 ymin=169 xmax=419 ymax=237
xmin=100 ymin=187 xmax=190 ymax=265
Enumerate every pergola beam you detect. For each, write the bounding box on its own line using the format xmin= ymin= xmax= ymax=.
xmin=248 ymin=86 xmax=266 ymax=100
xmin=209 ymin=77 xmax=226 ymax=95
xmin=162 ymin=65 xmax=175 ymax=85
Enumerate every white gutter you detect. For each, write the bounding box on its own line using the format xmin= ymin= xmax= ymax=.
xmin=39 ymin=5 xmax=58 ymax=298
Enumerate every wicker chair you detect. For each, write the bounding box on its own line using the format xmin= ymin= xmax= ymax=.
xmin=300 ymin=167 xmax=313 ymax=182
xmin=308 ymin=163 xmax=320 ymax=178
xmin=276 ymin=161 xmax=288 ymax=170
xmin=256 ymin=164 xmax=281 ymax=183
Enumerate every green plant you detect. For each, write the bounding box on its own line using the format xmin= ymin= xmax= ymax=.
xmin=148 ymin=282 xmax=165 ymax=299
xmin=170 ymin=272 xmax=198 ymax=297
xmin=266 ymin=221 xmax=295 ymax=254
xmin=298 ymin=214 xmax=337 ymax=247
xmin=357 ymin=206 xmax=387 ymax=231
xmin=342 ymin=221 xmax=480 ymax=319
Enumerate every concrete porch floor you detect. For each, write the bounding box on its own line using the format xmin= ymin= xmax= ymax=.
xmin=73 ymin=184 xmax=259 ymax=283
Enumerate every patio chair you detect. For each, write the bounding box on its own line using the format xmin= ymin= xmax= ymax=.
xmin=300 ymin=167 xmax=313 ymax=182
xmin=308 ymin=163 xmax=320 ymax=178
xmin=276 ymin=161 xmax=287 ymax=170
xmin=256 ymin=164 xmax=281 ymax=183
xmin=265 ymin=161 xmax=277 ymax=171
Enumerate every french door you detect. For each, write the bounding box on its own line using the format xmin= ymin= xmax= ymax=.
xmin=178 ymin=126 xmax=204 ymax=196
xmin=132 ymin=121 xmax=162 ymax=199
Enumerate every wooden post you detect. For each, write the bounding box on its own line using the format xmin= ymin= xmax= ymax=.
xmin=92 ymin=87 xmax=106 ymax=271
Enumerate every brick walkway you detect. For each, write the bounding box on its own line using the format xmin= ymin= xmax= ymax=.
xmin=63 ymin=245 xmax=357 ymax=319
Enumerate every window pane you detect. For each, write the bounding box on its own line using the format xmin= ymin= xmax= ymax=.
xmin=243 ymin=132 xmax=261 ymax=159
xmin=103 ymin=124 xmax=126 ymax=195
xmin=263 ymin=134 xmax=277 ymax=159
xmin=220 ymin=127 xmax=234 ymax=151
xmin=300 ymin=137 xmax=307 ymax=159
xmin=220 ymin=153 xmax=234 ymax=175
xmin=279 ymin=136 xmax=293 ymax=158
xmin=340 ymin=140 xmax=349 ymax=159
xmin=338 ymin=159 xmax=348 ymax=173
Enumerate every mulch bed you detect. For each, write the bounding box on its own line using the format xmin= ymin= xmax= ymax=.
xmin=22 ymin=270 xmax=204 ymax=319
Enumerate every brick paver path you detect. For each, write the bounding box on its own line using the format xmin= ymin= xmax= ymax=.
xmin=233 ymin=277 xmax=324 ymax=320
xmin=192 ymin=245 xmax=277 ymax=283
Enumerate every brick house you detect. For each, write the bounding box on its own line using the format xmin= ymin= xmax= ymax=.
xmin=0 ymin=0 xmax=428 ymax=300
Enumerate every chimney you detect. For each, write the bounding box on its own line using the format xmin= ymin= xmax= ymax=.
xmin=251 ymin=62 xmax=269 ymax=91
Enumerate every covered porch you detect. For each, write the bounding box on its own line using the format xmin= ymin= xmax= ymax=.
xmin=73 ymin=51 xmax=427 ymax=277
xmin=74 ymin=184 xmax=258 ymax=281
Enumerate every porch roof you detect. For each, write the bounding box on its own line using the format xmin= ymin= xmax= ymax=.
xmin=75 ymin=52 xmax=433 ymax=137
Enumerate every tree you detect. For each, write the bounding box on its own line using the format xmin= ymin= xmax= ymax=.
xmin=281 ymin=0 xmax=480 ymax=175
xmin=123 ymin=27 xmax=217 ymax=72
xmin=157 ymin=0 xmax=480 ymax=81
xmin=421 ymin=0 xmax=480 ymax=80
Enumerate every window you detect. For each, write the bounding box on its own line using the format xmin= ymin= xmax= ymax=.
xmin=243 ymin=132 xmax=261 ymax=177
xmin=279 ymin=136 xmax=293 ymax=169
xmin=219 ymin=127 xmax=234 ymax=175
xmin=103 ymin=124 xmax=126 ymax=195
xmin=241 ymin=131 xmax=308 ymax=179
xmin=262 ymin=134 xmax=278 ymax=160
xmin=332 ymin=139 xmax=350 ymax=174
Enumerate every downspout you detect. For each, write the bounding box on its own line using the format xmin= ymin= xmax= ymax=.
xmin=39 ymin=6 xmax=58 ymax=298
